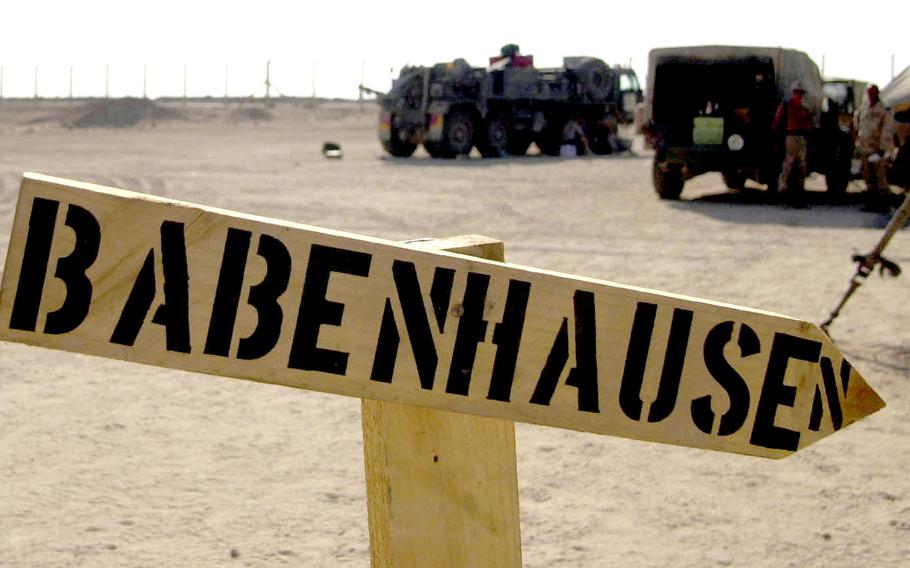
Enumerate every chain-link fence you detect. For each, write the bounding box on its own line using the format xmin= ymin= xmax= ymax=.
xmin=0 ymin=60 xmax=399 ymax=100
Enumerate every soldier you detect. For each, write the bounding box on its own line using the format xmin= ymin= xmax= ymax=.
xmin=774 ymin=82 xmax=813 ymax=200
xmin=560 ymin=116 xmax=590 ymax=157
xmin=854 ymin=85 xmax=895 ymax=208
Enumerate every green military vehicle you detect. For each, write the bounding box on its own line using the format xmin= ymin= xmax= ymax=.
xmin=373 ymin=45 xmax=642 ymax=159
xmin=643 ymin=45 xmax=852 ymax=199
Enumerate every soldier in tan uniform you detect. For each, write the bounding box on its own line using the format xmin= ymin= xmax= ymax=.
xmin=773 ymin=82 xmax=814 ymax=200
xmin=854 ymin=84 xmax=895 ymax=206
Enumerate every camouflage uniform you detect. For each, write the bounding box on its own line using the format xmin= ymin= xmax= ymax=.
xmin=854 ymin=99 xmax=894 ymax=193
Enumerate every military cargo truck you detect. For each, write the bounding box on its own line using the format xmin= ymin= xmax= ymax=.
xmin=374 ymin=45 xmax=642 ymax=158
xmin=642 ymin=45 xmax=851 ymax=199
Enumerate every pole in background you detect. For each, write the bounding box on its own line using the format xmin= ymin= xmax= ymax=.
xmin=183 ymin=64 xmax=188 ymax=108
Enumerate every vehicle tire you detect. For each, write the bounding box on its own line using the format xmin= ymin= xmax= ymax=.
xmin=507 ymin=133 xmax=533 ymax=156
xmin=424 ymin=140 xmax=453 ymax=159
xmin=574 ymin=58 xmax=610 ymax=103
xmin=722 ymin=170 xmax=746 ymax=190
xmin=589 ymin=124 xmax=615 ymax=155
xmin=825 ymin=172 xmax=848 ymax=195
xmin=478 ymin=112 xmax=509 ymax=158
xmin=825 ymin=138 xmax=851 ymax=195
xmin=381 ymin=117 xmax=417 ymax=158
xmin=441 ymin=110 xmax=475 ymax=157
xmin=535 ymin=127 xmax=562 ymax=156
xmin=762 ymin=164 xmax=780 ymax=194
xmin=653 ymin=160 xmax=684 ymax=200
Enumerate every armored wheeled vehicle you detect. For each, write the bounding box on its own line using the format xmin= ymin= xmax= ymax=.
xmin=374 ymin=45 xmax=641 ymax=158
xmin=820 ymin=78 xmax=869 ymax=192
xmin=642 ymin=45 xmax=851 ymax=199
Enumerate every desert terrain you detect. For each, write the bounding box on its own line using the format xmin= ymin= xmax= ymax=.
xmin=0 ymin=98 xmax=907 ymax=567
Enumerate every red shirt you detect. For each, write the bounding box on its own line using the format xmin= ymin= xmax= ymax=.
xmin=775 ymin=96 xmax=813 ymax=134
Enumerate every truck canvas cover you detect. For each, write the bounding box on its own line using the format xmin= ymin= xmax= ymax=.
xmin=647 ymin=45 xmax=824 ymax=113
xmin=882 ymin=65 xmax=910 ymax=113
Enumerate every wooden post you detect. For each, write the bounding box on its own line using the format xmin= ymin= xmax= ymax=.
xmin=362 ymin=235 xmax=522 ymax=568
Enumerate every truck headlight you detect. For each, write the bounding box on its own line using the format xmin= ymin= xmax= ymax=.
xmin=727 ymin=134 xmax=745 ymax=151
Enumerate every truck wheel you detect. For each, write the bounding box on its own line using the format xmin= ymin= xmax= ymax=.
xmin=424 ymin=140 xmax=453 ymax=159
xmin=825 ymin=172 xmax=848 ymax=195
xmin=535 ymin=128 xmax=562 ymax=156
xmin=825 ymin=139 xmax=851 ymax=195
xmin=722 ymin=170 xmax=746 ymax=190
xmin=382 ymin=118 xmax=417 ymax=158
xmin=653 ymin=160 xmax=684 ymax=200
xmin=507 ymin=134 xmax=533 ymax=156
xmin=442 ymin=110 xmax=475 ymax=157
xmin=478 ymin=112 xmax=509 ymax=158
xmin=589 ymin=125 xmax=615 ymax=155
xmin=575 ymin=59 xmax=610 ymax=103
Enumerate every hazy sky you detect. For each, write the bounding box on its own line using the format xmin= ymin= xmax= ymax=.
xmin=1 ymin=1 xmax=906 ymax=99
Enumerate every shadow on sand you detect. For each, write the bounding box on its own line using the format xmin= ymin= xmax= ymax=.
xmin=674 ymin=185 xmax=900 ymax=230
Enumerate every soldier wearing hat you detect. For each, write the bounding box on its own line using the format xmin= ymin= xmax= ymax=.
xmin=773 ymin=81 xmax=814 ymax=200
xmin=854 ymin=84 xmax=895 ymax=208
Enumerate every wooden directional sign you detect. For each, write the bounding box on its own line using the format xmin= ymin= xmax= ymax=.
xmin=0 ymin=173 xmax=885 ymax=458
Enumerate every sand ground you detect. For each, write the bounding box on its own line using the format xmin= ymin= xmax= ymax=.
xmin=0 ymin=98 xmax=908 ymax=567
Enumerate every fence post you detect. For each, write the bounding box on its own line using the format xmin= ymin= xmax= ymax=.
xmin=361 ymin=235 xmax=523 ymax=568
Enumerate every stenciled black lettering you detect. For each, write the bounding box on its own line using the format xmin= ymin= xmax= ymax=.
xmin=564 ymin=290 xmax=599 ymax=413
xmin=151 ymin=221 xmax=191 ymax=352
xmin=529 ymin=318 xmax=568 ymax=406
xmin=618 ymin=302 xmax=656 ymax=420
xmin=529 ymin=290 xmax=599 ymax=413
xmin=109 ymin=221 xmax=191 ymax=352
xmin=43 ymin=204 xmax=101 ymax=334
xmin=236 ymin=234 xmax=291 ymax=360
xmin=691 ymin=322 xmax=759 ymax=435
xmin=808 ymin=357 xmax=845 ymax=431
xmin=9 ymin=198 xmax=60 ymax=332
xmin=369 ymin=262 xmax=454 ymax=388
xmin=810 ymin=359 xmax=852 ymax=432
xmin=445 ymin=273 xmax=490 ymax=396
xmin=619 ymin=304 xmax=692 ymax=422
xmin=288 ymin=244 xmax=371 ymax=375
xmin=204 ymin=228 xmax=252 ymax=356
xmin=110 ymin=251 xmax=156 ymax=345
xmin=487 ymin=279 xmax=531 ymax=402
xmin=750 ymin=333 xmax=821 ymax=451
xmin=839 ymin=359 xmax=852 ymax=395
xmin=808 ymin=387 xmax=825 ymax=432
xmin=430 ymin=268 xmax=455 ymax=332
xmin=205 ymin=231 xmax=291 ymax=360
xmin=369 ymin=299 xmax=399 ymax=383
xmin=646 ymin=308 xmax=692 ymax=422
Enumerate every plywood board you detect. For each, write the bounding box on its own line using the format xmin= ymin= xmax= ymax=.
xmin=0 ymin=173 xmax=885 ymax=458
